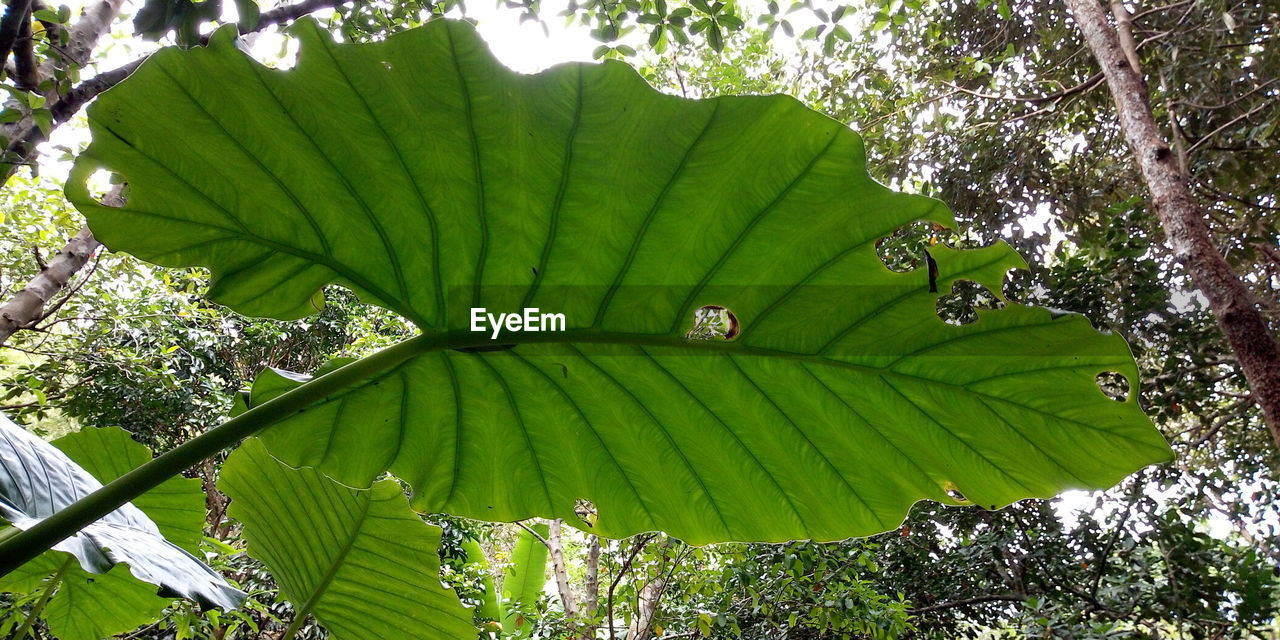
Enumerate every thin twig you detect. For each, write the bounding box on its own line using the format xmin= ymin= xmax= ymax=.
xmin=514 ymin=520 xmax=552 ymax=550
xmin=1187 ymin=100 xmax=1275 ymax=153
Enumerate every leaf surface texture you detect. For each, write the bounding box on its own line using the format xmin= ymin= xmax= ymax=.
xmin=70 ymin=19 xmax=1172 ymax=544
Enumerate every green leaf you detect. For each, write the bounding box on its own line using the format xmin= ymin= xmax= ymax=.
xmin=46 ymin=562 xmax=177 ymax=640
xmin=460 ymin=538 xmax=503 ymax=622
xmin=69 ymin=20 xmax=1171 ymax=546
xmin=501 ymin=523 xmax=548 ymax=637
xmin=219 ymin=439 xmax=475 ymax=640
xmin=32 ymin=8 xmax=61 ymax=22
xmin=0 ymin=418 xmax=243 ymax=639
xmin=718 ymin=14 xmax=744 ymax=30
xmin=32 ymin=109 xmax=51 ymax=137
xmin=707 ymin=24 xmax=724 ymax=50
xmin=0 ymin=554 xmax=175 ymax=640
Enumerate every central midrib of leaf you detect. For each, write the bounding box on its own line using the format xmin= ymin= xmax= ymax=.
xmin=302 ymin=330 xmax=1153 ymax=452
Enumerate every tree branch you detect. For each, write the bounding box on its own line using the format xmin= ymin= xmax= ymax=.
xmin=0 ymin=0 xmax=351 ymax=348
xmin=940 ymin=71 xmax=1104 ymax=105
xmin=514 ymin=520 xmax=552 ymax=549
xmin=1107 ymin=0 xmax=1142 ymax=83
xmin=1186 ymin=100 xmax=1276 ymax=154
xmin=13 ymin=8 xmax=38 ymax=90
xmin=0 ymin=0 xmax=33 ymax=69
xmin=584 ymin=533 xmax=601 ymax=633
xmin=608 ymin=534 xmax=656 ymax=640
xmin=910 ymin=593 xmax=1025 ymax=615
xmin=1064 ymin=0 xmax=1280 ymax=448
xmin=0 ymin=225 xmax=101 ymax=345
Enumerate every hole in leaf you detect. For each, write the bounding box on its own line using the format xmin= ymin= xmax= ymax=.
xmin=685 ymin=305 xmax=739 ymax=341
xmin=87 ymin=169 xmax=127 ymax=207
xmin=936 ymin=280 xmax=1005 ymax=326
xmin=943 ymin=482 xmax=969 ymax=503
xmin=1096 ymin=371 xmax=1130 ymax=402
xmin=876 ymin=221 xmax=956 ymax=273
xmin=574 ymin=498 xmax=598 ymax=528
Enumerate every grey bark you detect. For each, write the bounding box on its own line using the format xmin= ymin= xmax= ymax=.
xmin=1065 ymin=0 xmax=1280 ymax=447
xmin=547 ymin=519 xmax=578 ymax=618
xmin=0 ymin=225 xmax=100 ymax=344
xmin=626 ymin=576 xmax=664 ymax=640
xmin=583 ymin=534 xmax=601 ymax=636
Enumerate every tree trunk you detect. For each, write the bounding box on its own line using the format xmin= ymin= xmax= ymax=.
xmin=584 ymin=534 xmax=601 ymax=636
xmin=1064 ymin=0 xmax=1280 ymax=448
xmin=627 ymin=577 xmax=664 ymax=640
xmin=547 ymin=519 xmax=579 ymax=618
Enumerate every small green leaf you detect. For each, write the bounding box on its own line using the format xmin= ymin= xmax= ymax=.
xmin=707 ymin=24 xmax=724 ymax=50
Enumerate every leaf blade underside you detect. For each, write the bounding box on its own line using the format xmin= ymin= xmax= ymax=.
xmin=69 ymin=19 xmax=1172 ymax=544
xmin=219 ymin=439 xmax=475 ymax=640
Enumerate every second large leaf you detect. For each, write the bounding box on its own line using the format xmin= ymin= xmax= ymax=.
xmin=68 ymin=18 xmax=1172 ymax=544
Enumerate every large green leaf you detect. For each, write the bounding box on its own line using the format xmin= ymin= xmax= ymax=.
xmin=0 ymin=418 xmax=244 ymax=640
xmin=502 ymin=523 xmax=549 ymax=637
xmin=218 ymin=438 xmax=475 ymax=640
xmin=68 ymin=18 xmax=1171 ymax=544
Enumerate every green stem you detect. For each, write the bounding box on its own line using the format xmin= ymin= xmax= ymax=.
xmin=10 ymin=557 xmax=72 ymax=640
xmin=0 ymin=327 xmax=736 ymax=578
xmin=279 ymin=609 xmax=310 ymax=640
xmin=0 ymin=334 xmax=434 ymax=577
